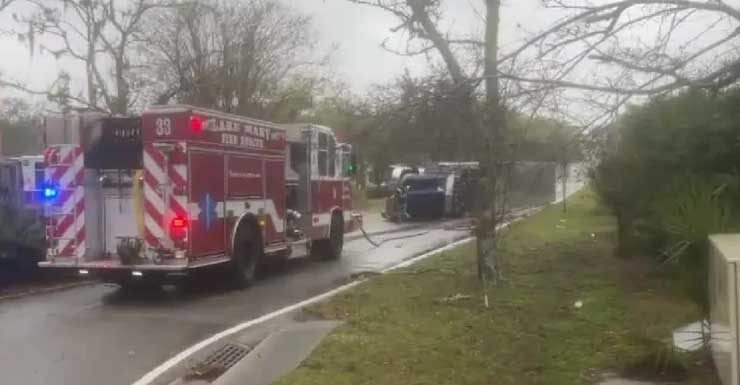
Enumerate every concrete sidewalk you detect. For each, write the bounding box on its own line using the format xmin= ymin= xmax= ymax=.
xmin=164 ymin=310 xmax=341 ymax=385
xmin=212 ymin=318 xmax=341 ymax=385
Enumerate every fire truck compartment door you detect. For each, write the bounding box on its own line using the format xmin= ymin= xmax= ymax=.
xmin=190 ymin=151 xmax=226 ymax=257
xmin=103 ymin=189 xmax=138 ymax=254
xmin=264 ymin=159 xmax=286 ymax=243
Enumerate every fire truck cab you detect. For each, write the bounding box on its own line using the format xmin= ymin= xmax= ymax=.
xmin=38 ymin=106 xmax=360 ymax=287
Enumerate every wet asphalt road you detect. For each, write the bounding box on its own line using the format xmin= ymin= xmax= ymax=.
xmin=0 ymin=224 xmax=469 ymax=385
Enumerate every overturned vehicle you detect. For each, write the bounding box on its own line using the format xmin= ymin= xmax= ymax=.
xmin=382 ymin=162 xmax=478 ymax=222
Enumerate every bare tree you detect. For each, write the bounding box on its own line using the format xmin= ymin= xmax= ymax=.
xmin=495 ymin=0 xmax=740 ymax=131
xmin=7 ymin=0 xmax=167 ymax=114
xmin=348 ymin=0 xmax=510 ymax=306
xmin=140 ymin=0 xmax=328 ymax=119
xmin=348 ymin=0 xmax=740 ymax=297
xmin=504 ymin=1 xmax=740 ymax=92
xmin=0 ymin=0 xmax=15 ymax=13
xmin=351 ymin=0 xmax=740 ymax=131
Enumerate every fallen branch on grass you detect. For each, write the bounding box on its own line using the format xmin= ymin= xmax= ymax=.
xmin=436 ymin=293 xmax=474 ymax=304
xmin=349 ymin=271 xmax=382 ymax=280
xmin=387 ymin=268 xmax=460 ymax=276
xmin=350 ymin=268 xmax=460 ymax=281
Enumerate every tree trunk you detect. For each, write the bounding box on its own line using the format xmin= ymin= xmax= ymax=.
xmin=86 ymin=37 xmax=97 ymax=108
xmin=561 ymin=161 xmax=568 ymax=212
xmin=112 ymin=55 xmax=129 ymax=115
xmin=407 ymin=0 xmax=466 ymax=86
xmin=616 ymin=213 xmax=633 ymax=259
xmin=485 ymin=0 xmax=500 ymax=107
xmin=475 ymin=0 xmax=503 ymax=287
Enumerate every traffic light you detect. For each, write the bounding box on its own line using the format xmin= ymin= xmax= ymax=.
xmin=346 ymin=163 xmax=357 ymax=175
xmin=346 ymin=153 xmax=358 ymax=176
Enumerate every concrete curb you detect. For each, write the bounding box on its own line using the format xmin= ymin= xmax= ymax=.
xmin=0 ymin=280 xmax=95 ymax=302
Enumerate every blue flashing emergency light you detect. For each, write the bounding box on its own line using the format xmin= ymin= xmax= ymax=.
xmin=43 ymin=186 xmax=58 ymax=200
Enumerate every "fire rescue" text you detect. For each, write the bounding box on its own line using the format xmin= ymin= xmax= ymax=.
xmin=207 ymin=118 xmax=272 ymax=149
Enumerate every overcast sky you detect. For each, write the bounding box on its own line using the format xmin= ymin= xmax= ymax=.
xmin=285 ymin=0 xmax=548 ymax=94
xmin=0 ymin=0 xmax=549 ymax=99
xmin=1 ymin=0 xmax=729 ymax=122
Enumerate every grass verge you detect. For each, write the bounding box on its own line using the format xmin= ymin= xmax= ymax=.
xmin=277 ymin=189 xmax=718 ymax=385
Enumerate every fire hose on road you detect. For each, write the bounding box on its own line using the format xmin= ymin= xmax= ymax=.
xmin=358 ymin=223 xmax=433 ymax=248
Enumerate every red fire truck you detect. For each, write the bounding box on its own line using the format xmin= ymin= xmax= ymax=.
xmin=38 ymin=106 xmax=360 ymax=287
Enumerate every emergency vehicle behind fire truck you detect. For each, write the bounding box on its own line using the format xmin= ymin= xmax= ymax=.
xmin=38 ymin=106 xmax=360 ymax=287
xmin=0 ymin=155 xmax=46 ymax=266
xmin=0 ymin=155 xmax=45 ymax=208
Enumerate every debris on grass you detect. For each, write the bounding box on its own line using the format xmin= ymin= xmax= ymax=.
xmin=672 ymin=320 xmax=709 ymax=352
xmin=185 ymin=364 xmax=226 ymax=382
xmin=436 ymin=293 xmax=473 ymax=304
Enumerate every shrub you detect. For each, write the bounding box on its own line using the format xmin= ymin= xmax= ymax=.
xmin=0 ymin=202 xmax=44 ymax=272
xmin=594 ymin=88 xmax=740 ymax=310
xmin=648 ymin=174 xmax=738 ymax=311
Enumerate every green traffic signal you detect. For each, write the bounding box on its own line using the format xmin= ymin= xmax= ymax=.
xmin=347 ymin=163 xmax=357 ymax=175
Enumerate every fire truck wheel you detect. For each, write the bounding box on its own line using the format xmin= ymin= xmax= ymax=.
xmin=230 ymin=222 xmax=262 ymax=288
xmin=314 ymin=213 xmax=344 ymax=260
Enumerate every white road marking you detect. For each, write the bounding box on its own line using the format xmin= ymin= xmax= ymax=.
xmin=131 ymin=235 xmax=476 ymax=385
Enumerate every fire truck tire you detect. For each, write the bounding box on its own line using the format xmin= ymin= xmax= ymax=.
xmin=230 ymin=221 xmax=262 ymax=288
xmin=313 ymin=213 xmax=344 ymax=260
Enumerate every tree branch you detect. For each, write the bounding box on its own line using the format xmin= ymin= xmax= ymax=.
xmin=0 ymin=78 xmax=108 ymax=113
xmin=407 ymin=0 xmax=467 ymax=85
xmin=502 ymin=0 xmax=740 ymax=65
xmin=496 ymin=72 xmax=683 ymax=95
xmin=0 ymin=0 xmax=14 ymax=12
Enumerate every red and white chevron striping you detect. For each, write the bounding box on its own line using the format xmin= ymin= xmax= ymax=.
xmin=143 ymin=143 xmax=188 ymax=250
xmin=44 ymin=145 xmax=85 ymax=258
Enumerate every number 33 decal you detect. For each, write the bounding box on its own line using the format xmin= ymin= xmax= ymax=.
xmin=155 ymin=118 xmax=172 ymax=136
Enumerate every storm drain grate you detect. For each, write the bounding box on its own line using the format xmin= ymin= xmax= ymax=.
xmin=200 ymin=343 xmax=251 ymax=370
xmin=187 ymin=343 xmax=252 ymax=381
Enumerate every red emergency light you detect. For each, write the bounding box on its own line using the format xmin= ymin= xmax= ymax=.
xmin=170 ymin=216 xmax=188 ymax=243
xmin=190 ymin=116 xmax=203 ymax=133
xmin=171 ymin=217 xmax=188 ymax=229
